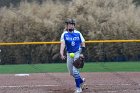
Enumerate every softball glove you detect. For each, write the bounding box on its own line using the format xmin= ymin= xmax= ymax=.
xmin=73 ymin=56 xmax=85 ymax=69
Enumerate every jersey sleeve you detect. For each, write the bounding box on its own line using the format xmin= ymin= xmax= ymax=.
xmin=79 ymin=32 xmax=85 ymax=43
xmin=60 ymin=32 xmax=65 ymax=42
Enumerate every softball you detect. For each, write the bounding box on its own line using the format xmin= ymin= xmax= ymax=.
xmin=70 ymin=53 xmax=75 ymax=58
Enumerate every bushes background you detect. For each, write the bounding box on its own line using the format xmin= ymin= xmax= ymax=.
xmin=0 ymin=0 xmax=140 ymax=64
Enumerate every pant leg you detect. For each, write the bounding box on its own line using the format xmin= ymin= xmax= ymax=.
xmin=73 ymin=51 xmax=83 ymax=88
xmin=67 ymin=51 xmax=83 ymax=88
xmin=67 ymin=51 xmax=80 ymax=77
xmin=67 ymin=53 xmax=74 ymax=76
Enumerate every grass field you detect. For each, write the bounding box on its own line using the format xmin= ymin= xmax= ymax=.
xmin=0 ymin=62 xmax=139 ymax=74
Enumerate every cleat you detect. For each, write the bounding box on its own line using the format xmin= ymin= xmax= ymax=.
xmin=74 ymin=87 xmax=82 ymax=93
xmin=80 ymin=78 xmax=86 ymax=90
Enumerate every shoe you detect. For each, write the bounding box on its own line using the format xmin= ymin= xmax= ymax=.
xmin=74 ymin=87 xmax=82 ymax=93
xmin=80 ymin=78 xmax=85 ymax=90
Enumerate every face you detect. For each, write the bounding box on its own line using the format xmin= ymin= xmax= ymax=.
xmin=66 ymin=23 xmax=75 ymax=30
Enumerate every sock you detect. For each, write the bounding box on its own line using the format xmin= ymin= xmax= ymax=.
xmin=75 ymin=78 xmax=81 ymax=88
xmin=79 ymin=78 xmax=83 ymax=84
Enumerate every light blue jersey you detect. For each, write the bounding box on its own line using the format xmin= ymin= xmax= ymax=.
xmin=60 ymin=30 xmax=85 ymax=53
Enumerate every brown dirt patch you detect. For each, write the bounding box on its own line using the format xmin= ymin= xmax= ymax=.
xmin=0 ymin=72 xmax=140 ymax=93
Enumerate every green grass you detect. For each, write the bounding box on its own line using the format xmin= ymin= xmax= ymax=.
xmin=0 ymin=62 xmax=140 ymax=74
xmin=84 ymin=62 xmax=140 ymax=72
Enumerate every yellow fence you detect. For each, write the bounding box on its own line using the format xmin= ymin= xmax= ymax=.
xmin=0 ymin=40 xmax=140 ymax=46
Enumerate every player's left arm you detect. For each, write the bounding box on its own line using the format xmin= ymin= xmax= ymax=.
xmin=79 ymin=32 xmax=86 ymax=56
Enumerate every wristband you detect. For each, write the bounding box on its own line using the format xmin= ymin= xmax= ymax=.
xmin=81 ymin=47 xmax=86 ymax=54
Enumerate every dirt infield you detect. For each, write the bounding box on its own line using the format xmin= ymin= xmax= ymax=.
xmin=0 ymin=72 xmax=140 ymax=93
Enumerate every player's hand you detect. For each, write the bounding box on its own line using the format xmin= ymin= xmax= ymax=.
xmin=80 ymin=54 xmax=84 ymax=58
xmin=60 ymin=54 xmax=66 ymax=60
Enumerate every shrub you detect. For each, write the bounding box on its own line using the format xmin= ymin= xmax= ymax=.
xmin=0 ymin=0 xmax=140 ymax=63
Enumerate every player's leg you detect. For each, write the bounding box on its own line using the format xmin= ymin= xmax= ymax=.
xmin=73 ymin=67 xmax=83 ymax=85
xmin=73 ymin=51 xmax=84 ymax=92
xmin=73 ymin=65 xmax=84 ymax=92
xmin=67 ymin=52 xmax=84 ymax=92
xmin=67 ymin=53 xmax=74 ymax=76
xmin=74 ymin=51 xmax=84 ymax=82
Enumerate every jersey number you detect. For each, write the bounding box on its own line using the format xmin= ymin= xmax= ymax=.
xmin=71 ymin=41 xmax=75 ymax=46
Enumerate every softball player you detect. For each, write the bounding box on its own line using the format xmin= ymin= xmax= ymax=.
xmin=60 ymin=18 xmax=86 ymax=93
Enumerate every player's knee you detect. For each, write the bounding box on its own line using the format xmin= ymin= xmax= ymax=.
xmin=70 ymin=72 xmax=76 ymax=77
xmin=73 ymin=73 xmax=80 ymax=79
